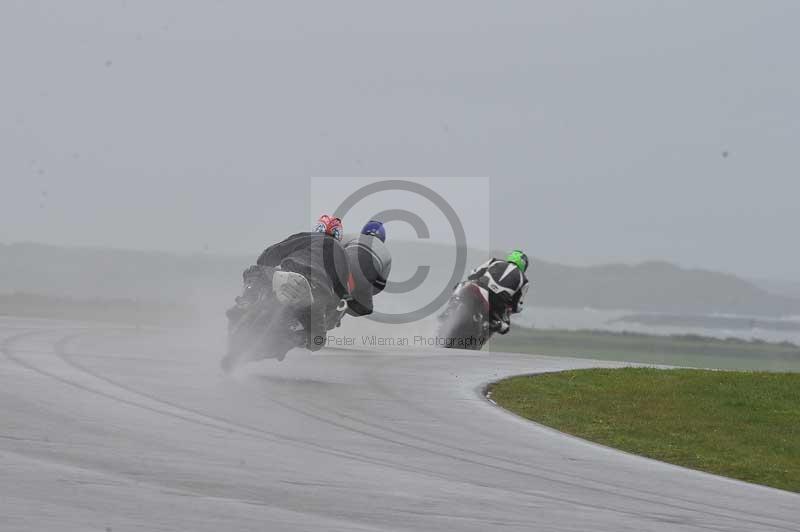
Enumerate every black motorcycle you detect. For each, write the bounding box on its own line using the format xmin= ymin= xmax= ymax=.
xmin=437 ymin=280 xmax=494 ymax=350
xmin=221 ymin=267 xmax=307 ymax=371
xmin=223 ymin=267 xmax=351 ymax=371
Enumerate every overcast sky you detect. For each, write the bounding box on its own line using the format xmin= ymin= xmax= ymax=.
xmin=2 ymin=1 xmax=798 ymax=280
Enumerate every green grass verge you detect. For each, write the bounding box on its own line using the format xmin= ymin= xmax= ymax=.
xmin=491 ymin=327 xmax=800 ymax=372
xmin=488 ymin=368 xmax=800 ymax=492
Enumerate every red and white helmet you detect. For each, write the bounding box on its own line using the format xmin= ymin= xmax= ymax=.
xmin=313 ymin=214 xmax=343 ymax=241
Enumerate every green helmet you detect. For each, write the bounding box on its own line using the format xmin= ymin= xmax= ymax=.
xmin=506 ymin=250 xmax=529 ymax=272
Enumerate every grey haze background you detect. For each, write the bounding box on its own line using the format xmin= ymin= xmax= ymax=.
xmin=2 ymin=1 xmax=799 ymax=280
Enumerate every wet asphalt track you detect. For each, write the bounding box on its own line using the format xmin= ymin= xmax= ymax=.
xmin=0 ymin=317 xmax=797 ymax=531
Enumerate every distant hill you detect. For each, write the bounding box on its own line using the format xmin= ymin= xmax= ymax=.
xmin=2 ymin=241 xmax=800 ymax=318
xmin=0 ymin=292 xmax=190 ymax=326
xmin=751 ymin=278 xmax=800 ymax=300
xmin=0 ymin=242 xmax=246 ymax=308
xmin=526 ymin=259 xmax=800 ymax=317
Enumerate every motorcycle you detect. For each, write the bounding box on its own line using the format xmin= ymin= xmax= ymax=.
xmin=437 ymin=280 xmax=495 ymax=350
xmin=221 ymin=267 xmax=348 ymax=371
